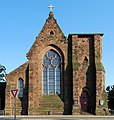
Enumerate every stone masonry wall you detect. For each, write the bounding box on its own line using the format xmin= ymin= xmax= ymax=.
xmin=26 ymin=12 xmax=68 ymax=115
xmin=94 ymin=35 xmax=105 ymax=108
xmin=70 ymin=34 xmax=105 ymax=115
xmin=5 ymin=62 xmax=29 ymax=115
xmin=5 ymin=11 xmax=105 ymax=115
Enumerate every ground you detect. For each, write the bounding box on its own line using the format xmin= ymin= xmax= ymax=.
xmin=0 ymin=116 xmax=114 ymax=120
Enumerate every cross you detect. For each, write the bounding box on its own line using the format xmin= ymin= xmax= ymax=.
xmin=48 ymin=4 xmax=54 ymax=12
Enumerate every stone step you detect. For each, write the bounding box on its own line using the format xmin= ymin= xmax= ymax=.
xmin=37 ymin=95 xmax=64 ymax=115
xmin=40 ymin=95 xmax=61 ymax=100
xmin=39 ymin=103 xmax=63 ymax=108
xmin=36 ymin=109 xmax=63 ymax=115
xmin=37 ymin=108 xmax=63 ymax=111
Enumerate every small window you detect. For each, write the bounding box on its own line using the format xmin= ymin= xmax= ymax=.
xmin=18 ymin=77 xmax=24 ymax=98
xmin=50 ymin=31 xmax=54 ymax=37
xmin=83 ymin=56 xmax=88 ymax=64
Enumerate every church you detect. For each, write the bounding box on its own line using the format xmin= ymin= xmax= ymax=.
xmin=5 ymin=5 xmax=105 ymax=115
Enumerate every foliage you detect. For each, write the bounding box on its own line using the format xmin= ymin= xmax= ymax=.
xmin=106 ymin=85 xmax=114 ymax=112
xmin=0 ymin=64 xmax=6 ymax=82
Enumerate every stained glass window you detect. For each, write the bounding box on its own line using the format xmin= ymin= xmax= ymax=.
xmin=43 ymin=50 xmax=61 ymax=95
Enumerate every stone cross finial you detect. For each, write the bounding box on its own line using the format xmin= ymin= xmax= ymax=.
xmin=48 ymin=4 xmax=54 ymax=12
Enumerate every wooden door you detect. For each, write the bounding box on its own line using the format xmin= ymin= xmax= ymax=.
xmin=80 ymin=91 xmax=89 ymax=112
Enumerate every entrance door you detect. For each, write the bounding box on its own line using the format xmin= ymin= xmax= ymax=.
xmin=80 ymin=91 xmax=89 ymax=112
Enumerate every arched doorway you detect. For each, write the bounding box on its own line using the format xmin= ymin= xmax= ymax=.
xmin=80 ymin=91 xmax=89 ymax=112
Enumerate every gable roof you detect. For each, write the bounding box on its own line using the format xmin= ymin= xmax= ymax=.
xmin=26 ymin=12 xmax=65 ymax=59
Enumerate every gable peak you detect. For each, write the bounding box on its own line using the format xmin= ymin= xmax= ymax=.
xmin=48 ymin=4 xmax=55 ymax=19
xmin=49 ymin=11 xmax=54 ymax=19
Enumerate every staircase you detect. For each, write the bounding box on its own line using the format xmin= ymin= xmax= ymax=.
xmin=38 ymin=95 xmax=64 ymax=115
xmin=80 ymin=111 xmax=93 ymax=115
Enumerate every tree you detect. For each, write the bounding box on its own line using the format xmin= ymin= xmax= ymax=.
xmin=0 ymin=64 xmax=6 ymax=111
xmin=0 ymin=64 xmax=6 ymax=82
xmin=106 ymin=85 xmax=114 ymax=114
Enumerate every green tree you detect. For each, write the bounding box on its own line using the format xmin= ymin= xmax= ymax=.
xmin=106 ymin=85 xmax=114 ymax=114
xmin=0 ymin=64 xmax=6 ymax=82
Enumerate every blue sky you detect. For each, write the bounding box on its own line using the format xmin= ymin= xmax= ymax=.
xmin=0 ymin=0 xmax=114 ymax=87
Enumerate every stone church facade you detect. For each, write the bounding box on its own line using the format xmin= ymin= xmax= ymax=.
xmin=5 ymin=11 xmax=105 ymax=115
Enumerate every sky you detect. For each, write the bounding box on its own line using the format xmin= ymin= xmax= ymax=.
xmin=0 ymin=0 xmax=114 ymax=87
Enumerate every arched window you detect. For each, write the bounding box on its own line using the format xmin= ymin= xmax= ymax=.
xmin=18 ymin=78 xmax=24 ymax=98
xmin=43 ymin=50 xmax=61 ymax=95
xmin=50 ymin=31 xmax=54 ymax=38
xmin=83 ymin=56 xmax=88 ymax=64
